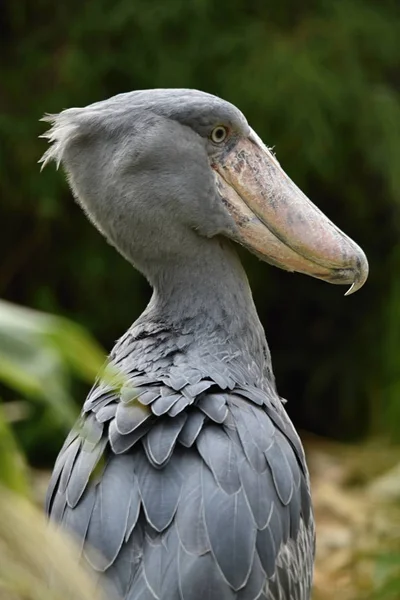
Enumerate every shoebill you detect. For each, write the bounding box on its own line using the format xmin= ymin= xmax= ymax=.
xmin=41 ymin=89 xmax=368 ymax=600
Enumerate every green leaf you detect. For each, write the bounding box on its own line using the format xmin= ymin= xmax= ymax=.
xmin=0 ymin=300 xmax=106 ymax=426
xmin=0 ymin=405 xmax=30 ymax=496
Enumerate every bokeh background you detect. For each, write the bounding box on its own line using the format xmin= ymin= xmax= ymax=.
xmin=1 ymin=1 xmax=400 ymax=598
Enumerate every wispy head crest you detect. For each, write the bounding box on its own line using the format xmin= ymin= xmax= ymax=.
xmin=39 ymin=111 xmax=80 ymax=171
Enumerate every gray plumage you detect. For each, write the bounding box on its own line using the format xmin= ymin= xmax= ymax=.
xmin=39 ymin=87 xmax=363 ymax=600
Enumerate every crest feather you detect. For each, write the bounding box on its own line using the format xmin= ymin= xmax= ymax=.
xmin=39 ymin=110 xmax=81 ymax=170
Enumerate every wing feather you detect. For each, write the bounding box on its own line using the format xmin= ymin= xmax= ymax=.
xmin=229 ymin=406 xmax=268 ymax=473
xmin=62 ymin=485 xmax=97 ymax=556
xmin=115 ymin=401 xmax=152 ymax=435
xmin=134 ymin=452 xmax=183 ymax=532
xmin=58 ymin=438 xmax=81 ymax=494
xmin=109 ymin=419 xmax=152 ymax=454
xmin=142 ymin=413 xmax=187 ymax=467
xmin=46 ymin=436 xmax=80 ymax=514
xmin=84 ymin=454 xmax=133 ymax=571
xmin=256 ymin=523 xmax=277 ymax=578
xmin=66 ymin=437 xmax=107 ymax=508
xmin=178 ymin=543 xmax=235 ymax=600
xmin=49 ymin=488 xmax=67 ymax=522
xmin=177 ymin=410 xmax=206 ymax=448
xmin=265 ymin=440 xmax=294 ymax=506
xmin=197 ymin=425 xmax=241 ymax=494
xmin=239 ymin=457 xmax=274 ymax=529
xmin=168 ymin=395 xmax=192 ymax=416
xmin=125 ymin=476 xmax=141 ymax=541
xmin=236 ymin=551 xmax=266 ymax=600
xmin=151 ymin=393 xmax=181 ymax=416
xmin=106 ymin=526 xmax=144 ymax=598
xmin=198 ymin=393 xmax=228 ymax=423
xmin=202 ymin=462 xmax=256 ymax=591
xmin=96 ymin=403 xmax=118 ymax=423
xmin=142 ymin=526 xmax=180 ymax=600
xmin=176 ymin=455 xmax=209 ymax=555
xmin=182 ymin=380 xmax=213 ymax=397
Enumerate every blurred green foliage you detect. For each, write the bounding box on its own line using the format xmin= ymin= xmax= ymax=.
xmin=0 ymin=404 xmax=30 ymax=497
xmin=0 ymin=300 xmax=106 ymax=461
xmin=0 ymin=302 xmax=107 ymax=599
xmin=1 ymin=0 xmax=399 ymax=445
xmin=0 ymin=300 xmax=105 ymax=424
xmin=371 ymin=552 xmax=400 ymax=600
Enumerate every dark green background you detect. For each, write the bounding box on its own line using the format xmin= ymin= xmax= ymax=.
xmin=1 ymin=0 xmax=399 ymax=458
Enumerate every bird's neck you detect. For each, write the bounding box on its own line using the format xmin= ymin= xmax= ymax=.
xmin=129 ymin=238 xmax=275 ymax=388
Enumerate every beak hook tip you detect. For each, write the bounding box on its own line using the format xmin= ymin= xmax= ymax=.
xmin=344 ymin=283 xmax=356 ymax=297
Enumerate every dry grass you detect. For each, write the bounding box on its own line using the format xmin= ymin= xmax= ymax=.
xmin=305 ymin=435 xmax=400 ymax=600
xmin=0 ymin=487 xmax=104 ymax=600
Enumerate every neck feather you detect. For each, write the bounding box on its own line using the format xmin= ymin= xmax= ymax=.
xmin=121 ymin=237 xmax=275 ymax=389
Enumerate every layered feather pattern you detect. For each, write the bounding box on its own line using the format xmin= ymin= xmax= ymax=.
xmin=47 ymin=363 xmax=314 ymax=600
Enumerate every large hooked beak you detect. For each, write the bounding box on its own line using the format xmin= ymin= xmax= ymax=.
xmin=213 ymin=129 xmax=368 ymax=295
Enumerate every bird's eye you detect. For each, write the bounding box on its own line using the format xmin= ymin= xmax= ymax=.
xmin=210 ymin=126 xmax=228 ymax=144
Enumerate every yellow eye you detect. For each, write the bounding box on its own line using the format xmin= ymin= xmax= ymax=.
xmin=210 ymin=126 xmax=228 ymax=144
